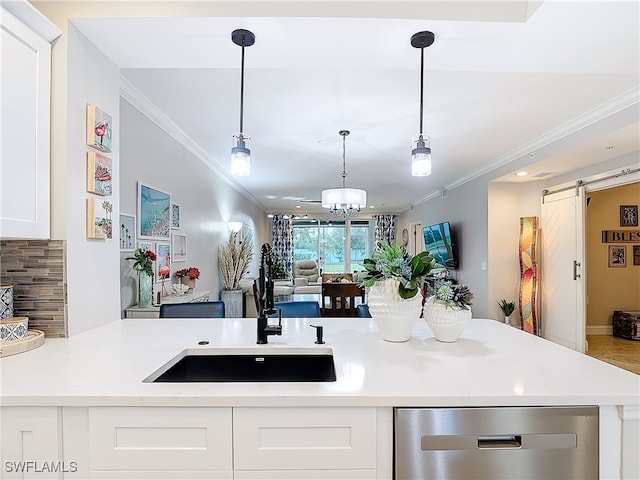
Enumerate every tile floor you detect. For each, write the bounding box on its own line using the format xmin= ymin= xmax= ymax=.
xmin=586 ymin=335 xmax=640 ymax=375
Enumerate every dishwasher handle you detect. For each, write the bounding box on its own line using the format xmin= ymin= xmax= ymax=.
xmin=477 ymin=435 xmax=521 ymax=449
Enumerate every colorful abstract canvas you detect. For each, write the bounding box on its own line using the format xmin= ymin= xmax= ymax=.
xmin=86 ymin=105 xmax=112 ymax=153
xmin=519 ymin=216 xmax=539 ymax=334
xmin=87 ymin=198 xmax=113 ymax=239
xmin=86 ymin=152 xmax=112 ymax=195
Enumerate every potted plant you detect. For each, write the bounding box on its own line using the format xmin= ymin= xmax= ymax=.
xmin=497 ymin=299 xmax=516 ymax=325
xmin=359 ymin=241 xmax=445 ymax=342
xmin=126 ymin=247 xmax=156 ymax=308
xmin=423 ymin=279 xmax=474 ymax=342
xmin=218 ymin=232 xmax=253 ymax=317
xmin=174 ymin=267 xmax=200 ymax=293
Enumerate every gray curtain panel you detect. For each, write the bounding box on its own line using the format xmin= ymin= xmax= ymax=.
xmin=271 ymin=215 xmax=294 ymax=279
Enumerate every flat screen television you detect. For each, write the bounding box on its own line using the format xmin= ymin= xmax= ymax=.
xmin=422 ymin=221 xmax=457 ymax=269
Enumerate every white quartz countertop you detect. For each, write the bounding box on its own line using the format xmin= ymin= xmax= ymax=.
xmin=1 ymin=318 xmax=638 ymax=407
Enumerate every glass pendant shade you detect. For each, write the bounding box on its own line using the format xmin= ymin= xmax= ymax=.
xmin=411 ymin=133 xmax=431 ymax=177
xmin=231 ymin=133 xmax=251 ymax=176
xmin=321 ymin=188 xmax=367 ymax=210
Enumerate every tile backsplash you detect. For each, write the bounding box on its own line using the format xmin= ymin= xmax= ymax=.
xmin=0 ymin=240 xmax=67 ymax=337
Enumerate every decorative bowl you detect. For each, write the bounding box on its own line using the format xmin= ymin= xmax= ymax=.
xmin=171 ymin=283 xmax=189 ymax=295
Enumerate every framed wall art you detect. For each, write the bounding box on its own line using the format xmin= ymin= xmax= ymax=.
xmin=172 ymin=233 xmax=187 ymax=262
xmin=119 ymin=213 xmax=136 ymax=251
xmin=155 ymin=242 xmax=171 ymax=280
xmin=633 ymin=245 xmax=640 ymax=266
xmin=608 ymin=245 xmax=626 ymax=268
xmin=86 ymin=152 xmax=112 ymax=196
xmin=171 ymin=203 xmax=181 ymax=229
xmin=86 ymin=104 xmax=112 ymax=153
xmin=620 ymin=205 xmax=638 ymax=227
xmin=86 ymin=198 xmax=113 ymax=239
xmin=138 ymin=182 xmax=171 ymax=240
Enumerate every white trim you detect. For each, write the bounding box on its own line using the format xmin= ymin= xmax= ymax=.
xmin=119 ymin=76 xmax=266 ymax=212
xmin=586 ymin=325 xmax=612 ymax=336
xmin=0 ymin=0 xmax=61 ymax=42
xmin=410 ymin=88 xmax=639 ymax=209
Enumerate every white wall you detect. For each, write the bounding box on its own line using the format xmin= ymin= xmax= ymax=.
xmin=401 ymin=151 xmax=639 ymax=320
xmin=119 ymin=99 xmax=268 ymax=316
xmin=65 ymin=24 xmax=121 ymax=335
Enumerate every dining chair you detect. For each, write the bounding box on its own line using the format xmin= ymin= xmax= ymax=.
xmin=321 ymin=282 xmax=366 ymax=317
xmin=159 ymin=301 xmax=225 ymax=318
xmin=269 ymin=301 xmax=321 ymax=318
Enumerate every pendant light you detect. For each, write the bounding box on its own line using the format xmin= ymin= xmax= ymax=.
xmin=411 ymin=31 xmax=435 ymax=177
xmin=321 ymin=130 xmax=367 ymax=217
xmin=230 ymin=29 xmax=255 ymax=176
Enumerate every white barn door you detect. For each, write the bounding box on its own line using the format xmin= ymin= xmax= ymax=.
xmin=540 ymin=187 xmax=586 ymax=352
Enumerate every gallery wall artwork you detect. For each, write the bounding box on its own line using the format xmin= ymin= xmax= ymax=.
xmin=86 ymin=198 xmax=113 ymax=239
xmin=138 ymin=182 xmax=171 ymax=240
xmin=172 ymin=233 xmax=187 ymax=262
xmin=86 ymin=104 xmax=112 ymax=153
xmin=155 ymin=242 xmax=171 ymax=280
xmin=619 ymin=205 xmax=638 ymax=227
xmin=86 ymin=152 xmax=112 ymax=196
xmin=608 ymin=245 xmax=626 ymax=268
xmin=119 ymin=214 xmax=136 ymax=251
xmin=519 ymin=216 xmax=539 ymax=335
xmin=171 ymin=203 xmax=180 ymax=229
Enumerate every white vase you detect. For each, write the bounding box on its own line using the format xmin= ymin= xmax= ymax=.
xmin=423 ymin=296 xmax=471 ymax=342
xmin=367 ymin=279 xmax=423 ymax=342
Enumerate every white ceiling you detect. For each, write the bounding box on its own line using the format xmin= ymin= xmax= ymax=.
xmin=70 ymin=0 xmax=640 ymax=215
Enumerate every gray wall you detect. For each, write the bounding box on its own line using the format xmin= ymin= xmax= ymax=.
xmin=119 ymin=99 xmax=268 ymax=316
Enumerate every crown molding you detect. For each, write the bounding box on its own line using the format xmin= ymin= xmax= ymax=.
xmin=410 ymin=87 xmax=640 ymax=209
xmin=119 ymin=76 xmax=266 ymax=211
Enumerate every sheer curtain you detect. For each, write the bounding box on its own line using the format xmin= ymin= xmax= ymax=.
xmin=271 ymin=215 xmax=294 ymax=279
xmin=374 ymin=214 xmax=397 ymax=245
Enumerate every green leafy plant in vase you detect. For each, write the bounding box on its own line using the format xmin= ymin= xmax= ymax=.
xmin=497 ymin=299 xmax=517 ymax=325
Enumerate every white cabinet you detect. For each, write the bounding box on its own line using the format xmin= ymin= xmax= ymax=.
xmin=233 ymin=407 xmax=377 ymax=479
xmin=0 ymin=407 xmax=62 ymax=479
xmin=86 ymin=406 xmax=233 ymax=479
xmin=0 ymin=6 xmax=58 ymax=239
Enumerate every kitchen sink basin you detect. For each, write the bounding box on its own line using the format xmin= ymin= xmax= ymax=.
xmin=144 ymin=347 xmax=336 ymax=383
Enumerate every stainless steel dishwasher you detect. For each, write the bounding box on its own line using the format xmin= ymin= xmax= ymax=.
xmin=395 ymin=406 xmax=598 ymax=479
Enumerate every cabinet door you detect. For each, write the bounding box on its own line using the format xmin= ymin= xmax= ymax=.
xmin=88 ymin=407 xmax=232 ymax=474
xmin=0 ymin=8 xmax=51 ymax=239
xmin=0 ymin=407 xmax=61 ymax=480
xmin=233 ymin=407 xmax=377 ymax=471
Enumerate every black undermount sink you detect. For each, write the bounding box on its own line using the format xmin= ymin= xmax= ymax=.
xmin=145 ymin=347 xmax=336 ymax=383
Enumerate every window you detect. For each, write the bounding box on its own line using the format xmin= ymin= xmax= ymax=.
xmin=293 ymin=219 xmax=374 ymax=273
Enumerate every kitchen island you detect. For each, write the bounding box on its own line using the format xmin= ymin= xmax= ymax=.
xmin=1 ymin=318 xmax=638 ymax=479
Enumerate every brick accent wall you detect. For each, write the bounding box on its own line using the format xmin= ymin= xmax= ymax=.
xmin=0 ymin=240 xmax=67 ymax=337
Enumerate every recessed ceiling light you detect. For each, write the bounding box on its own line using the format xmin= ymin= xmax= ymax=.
xmin=369 ymin=205 xmax=375 ymax=208
xmin=295 ymin=205 xmax=301 ymax=208
xmin=516 ymin=171 xmax=528 ymax=177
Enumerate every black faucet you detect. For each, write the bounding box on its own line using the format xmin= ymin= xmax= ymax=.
xmin=256 ymin=243 xmax=282 ymax=344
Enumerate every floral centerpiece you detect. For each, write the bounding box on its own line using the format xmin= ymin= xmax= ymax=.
xmin=126 ymin=247 xmax=156 ymax=308
xmin=359 ymin=241 xmax=445 ymax=342
xmin=126 ymin=247 xmax=156 ymax=277
xmin=175 ymin=267 xmax=200 ymax=281
xmin=174 ymin=266 xmax=200 ymax=293
xmin=423 ymin=279 xmax=475 ymax=342
xmin=360 ymin=241 xmax=445 ymax=299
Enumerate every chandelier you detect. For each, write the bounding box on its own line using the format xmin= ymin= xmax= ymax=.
xmin=411 ymin=31 xmax=435 ymax=177
xmin=230 ymin=29 xmax=255 ymax=176
xmin=321 ymin=130 xmax=367 ymax=217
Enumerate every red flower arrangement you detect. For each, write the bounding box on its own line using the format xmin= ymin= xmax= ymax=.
xmin=175 ymin=267 xmax=200 ymax=280
xmin=126 ymin=247 xmax=157 ymax=277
